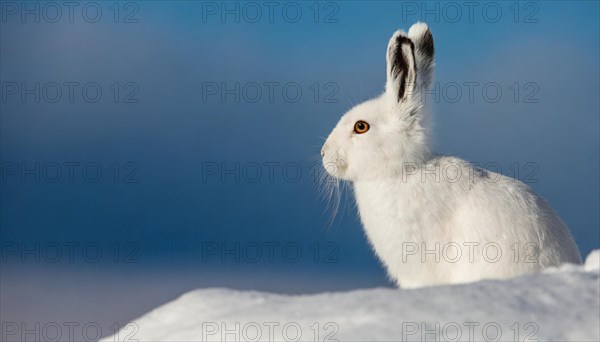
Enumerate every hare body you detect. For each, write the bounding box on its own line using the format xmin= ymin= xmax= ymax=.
xmin=354 ymin=156 xmax=581 ymax=288
xmin=321 ymin=23 xmax=581 ymax=288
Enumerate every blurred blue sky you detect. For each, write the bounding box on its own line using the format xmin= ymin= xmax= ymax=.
xmin=1 ymin=0 xmax=599 ymax=337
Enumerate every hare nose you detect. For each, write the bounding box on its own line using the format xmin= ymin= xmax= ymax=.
xmin=321 ymin=145 xmax=327 ymax=157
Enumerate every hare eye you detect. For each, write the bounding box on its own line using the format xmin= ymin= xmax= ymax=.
xmin=354 ymin=120 xmax=370 ymax=134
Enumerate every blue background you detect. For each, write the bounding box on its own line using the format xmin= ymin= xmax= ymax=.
xmin=1 ymin=1 xmax=599 ymax=339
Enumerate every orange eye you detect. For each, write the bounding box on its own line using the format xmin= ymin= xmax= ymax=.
xmin=354 ymin=120 xmax=370 ymax=134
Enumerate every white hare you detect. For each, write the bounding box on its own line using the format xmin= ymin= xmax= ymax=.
xmin=321 ymin=22 xmax=581 ymax=288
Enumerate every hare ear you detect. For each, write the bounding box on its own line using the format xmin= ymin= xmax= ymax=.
xmin=408 ymin=22 xmax=435 ymax=90
xmin=386 ymin=30 xmax=417 ymax=103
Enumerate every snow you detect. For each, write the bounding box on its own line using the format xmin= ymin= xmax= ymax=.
xmin=105 ymin=250 xmax=600 ymax=341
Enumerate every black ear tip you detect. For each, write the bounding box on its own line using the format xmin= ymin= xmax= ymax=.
xmin=390 ymin=35 xmax=415 ymax=79
xmin=394 ymin=35 xmax=414 ymax=47
xmin=388 ymin=32 xmax=415 ymax=58
xmin=395 ymin=36 xmax=416 ymax=60
xmin=420 ymin=30 xmax=435 ymax=58
xmin=408 ymin=23 xmax=435 ymax=58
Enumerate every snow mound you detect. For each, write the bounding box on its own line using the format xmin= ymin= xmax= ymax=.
xmin=584 ymin=249 xmax=600 ymax=271
xmin=105 ymin=250 xmax=600 ymax=341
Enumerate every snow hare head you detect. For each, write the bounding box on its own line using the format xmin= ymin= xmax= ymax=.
xmin=322 ymin=23 xmax=435 ymax=181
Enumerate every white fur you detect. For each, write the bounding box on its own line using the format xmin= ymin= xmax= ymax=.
xmin=321 ymin=22 xmax=581 ymax=288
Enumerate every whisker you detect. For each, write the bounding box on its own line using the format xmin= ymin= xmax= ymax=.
xmin=313 ymin=160 xmax=347 ymax=230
